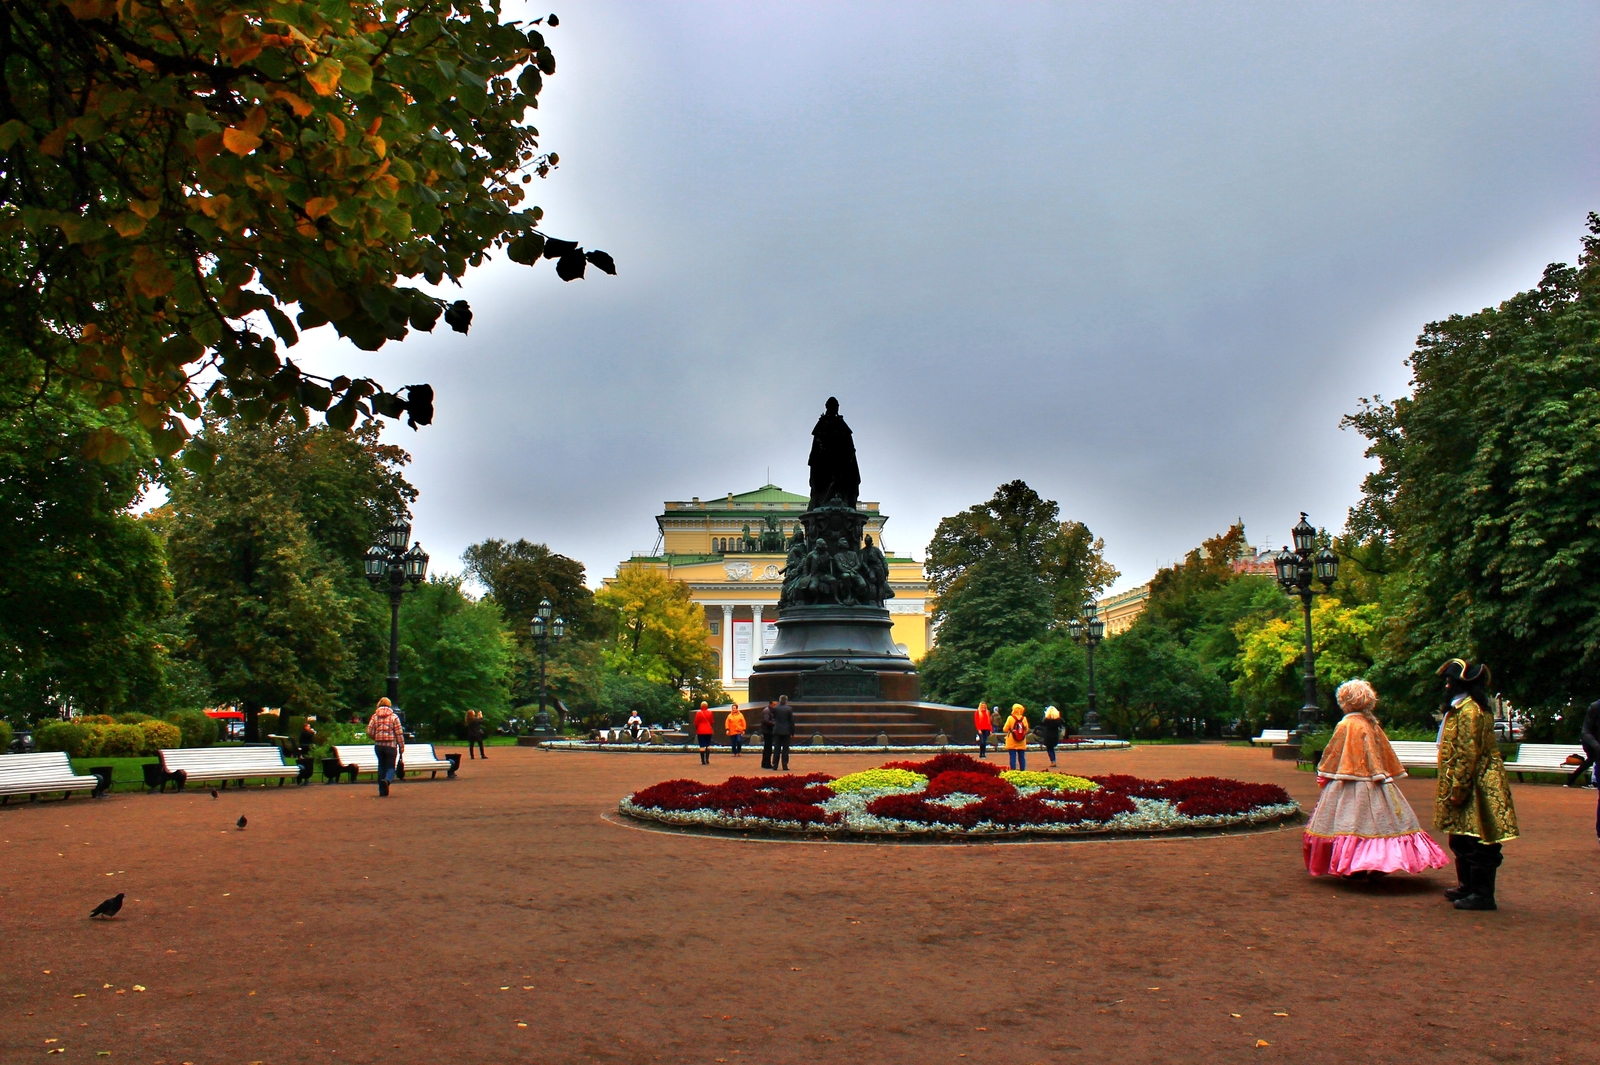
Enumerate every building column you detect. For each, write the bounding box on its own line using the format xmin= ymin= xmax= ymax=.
xmin=750 ymin=604 xmax=764 ymax=665
xmin=720 ymin=604 xmax=735 ymax=685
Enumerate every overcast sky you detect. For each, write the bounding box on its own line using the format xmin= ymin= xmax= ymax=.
xmin=294 ymin=1 xmax=1600 ymax=593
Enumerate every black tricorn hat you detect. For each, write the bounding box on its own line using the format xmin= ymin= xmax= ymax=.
xmin=1437 ymin=658 xmax=1492 ymax=688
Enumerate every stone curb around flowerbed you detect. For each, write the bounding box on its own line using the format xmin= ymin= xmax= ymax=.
xmin=540 ymin=741 xmax=1133 ymax=754
xmin=616 ymin=797 xmax=1303 ymax=842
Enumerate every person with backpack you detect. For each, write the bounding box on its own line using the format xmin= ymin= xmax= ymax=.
xmin=974 ymin=701 xmax=993 ymax=758
xmin=1003 ymin=703 xmax=1030 ymax=771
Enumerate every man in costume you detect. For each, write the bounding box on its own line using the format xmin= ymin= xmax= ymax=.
xmin=1435 ymin=658 xmax=1518 ymax=911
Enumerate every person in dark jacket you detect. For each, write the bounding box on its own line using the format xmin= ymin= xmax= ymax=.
xmin=465 ymin=709 xmax=487 ymax=760
xmin=1582 ymin=699 xmax=1600 ymax=839
xmin=760 ymin=700 xmax=777 ymax=769
xmin=770 ymin=695 xmax=796 ymax=771
xmin=1036 ymin=706 xmax=1065 ymax=769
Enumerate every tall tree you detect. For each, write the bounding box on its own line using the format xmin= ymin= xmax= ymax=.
xmin=1231 ymin=597 xmax=1382 ymax=729
xmin=0 ymin=1 xmax=611 ymax=462
xmin=925 ymin=480 xmax=1118 ymax=626
xmin=594 ymin=566 xmax=721 ymax=699
xmin=461 ymin=538 xmax=599 ymax=641
xmin=395 ymin=576 xmax=513 ymax=737
xmin=1096 ymin=624 xmax=1229 ymax=739
xmin=163 ymin=419 xmax=414 ymax=736
xmin=1344 ymin=213 xmax=1600 ymax=713
xmin=0 ymin=386 xmax=173 ymax=723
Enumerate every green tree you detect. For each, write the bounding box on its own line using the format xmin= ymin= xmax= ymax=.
xmin=395 ymin=576 xmax=513 ymax=738
xmin=462 ymin=538 xmax=601 ymax=641
xmin=921 ymin=553 xmax=1053 ymax=705
xmin=925 ymin=480 xmax=1118 ymax=625
xmin=1343 ymin=213 xmax=1600 ymax=716
xmin=1231 ymin=597 xmax=1382 ymax=729
xmin=594 ymin=566 xmax=722 ymax=699
xmin=1 ymin=1 xmax=611 ymax=462
xmin=163 ymin=419 xmax=414 ymax=736
xmin=1096 ymin=624 xmax=1229 ymax=739
xmin=982 ymin=633 xmax=1088 ymax=728
xmin=0 ymin=387 xmax=174 ymax=724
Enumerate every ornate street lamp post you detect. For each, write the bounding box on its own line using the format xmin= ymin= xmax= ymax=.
xmin=1068 ymin=598 xmax=1109 ymax=738
xmin=363 ymin=516 xmax=429 ymax=707
xmin=1274 ymin=513 xmax=1339 ymax=746
xmin=530 ymin=597 xmax=566 ymax=736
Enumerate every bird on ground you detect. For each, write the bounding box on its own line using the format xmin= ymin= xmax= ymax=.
xmin=236 ymin=815 xmax=247 ymax=830
xmin=210 ymin=789 xmax=219 ymax=799
xmin=89 ymin=893 xmax=125 ymax=919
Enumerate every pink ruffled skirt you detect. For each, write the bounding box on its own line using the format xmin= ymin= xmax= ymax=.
xmin=1303 ymin=778 xmax=1449 ymax=876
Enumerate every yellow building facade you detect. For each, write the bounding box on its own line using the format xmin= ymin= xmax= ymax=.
xmin=617 ymin=485 xmax=932 ymax=704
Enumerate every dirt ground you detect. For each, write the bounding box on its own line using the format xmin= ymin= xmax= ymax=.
xmin=2 ymin=744 xmax=1596 ymax=1065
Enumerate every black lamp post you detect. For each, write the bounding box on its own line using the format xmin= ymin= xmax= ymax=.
xmin=1273 ymin=513 xmax=1339 ymax=745
xmin=1068 ymin=598 xmax=1109 ymax=738
xmin=530 ymin=597 xmax=566 ymax=735
xmin=364 ymin=516 xmax=429 ymax=707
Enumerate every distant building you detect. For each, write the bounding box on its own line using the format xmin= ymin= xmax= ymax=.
xmin=612 ymin=485 xmax=931 ymax=704
xmin=1098 ymin=584 xmax=1151 ymax=636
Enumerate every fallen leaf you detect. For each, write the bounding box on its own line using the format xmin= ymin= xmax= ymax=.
xmin=132 ymin=986 xmax=145 ymax=992
xmin=44 ymin=1040 xmax=57 ymax=1044
xmin=248 ymin=991 xmax=255 ymax=996
xmin=1274 ymin=1012 xmax=1289 ymax=1017
xmin=103 ymin=984 xmax=112 ymax=989
xmin=516 ymin=1023 xmax=528 ymax=1028
xmin=790 ymin=967 xmax=801 ymax=971
xmin=73 ymin=994 xmax=86 ymax=998
xmin=1231 ymin=1013 xmax=1242 ymax=1018
xmin=522 ymin=986 xmax=533 ymax=990
xmin=48 ymin=1049 xmax=65 ymax=1055
xmin=500 ymin=986 xmax=510 ymax=990
xmin=975 ymin=1027 xmax=988 ymax=1031
xmin=115 ymin=989 xmax=126 ymax=995
xmin=42 ymin=970 xmax=50 ymax=974
xmin=1256 ymin=1040 xmax=1270 ymax=1048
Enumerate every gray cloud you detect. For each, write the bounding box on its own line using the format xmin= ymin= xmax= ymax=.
xmin=294 ymin=1 xmax=1600 ymax=590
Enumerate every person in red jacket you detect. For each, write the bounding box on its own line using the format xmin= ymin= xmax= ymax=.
xmin=974 ymin=701 xmax=993 ymax=759
xmin=693 ymin=701 xmax=715 ymax=765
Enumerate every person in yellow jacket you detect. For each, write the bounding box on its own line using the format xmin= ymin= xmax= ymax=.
xmin=1003 ymin=703 xmax=1030 ymax=771
xmin=1435 ymin=659 xmax=1518 ymax=911
xmin=725 ymin=704 xmax=747 ymax=758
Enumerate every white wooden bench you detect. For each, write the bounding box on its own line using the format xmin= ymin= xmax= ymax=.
xmin=1252 ymin=729 xmax=1290 ymax=747
xmin=157 ymin=747 xmax=300 ymax=789
xmin=1503 ymin=743 xmax=1586 ymax=780
xmin=331 ymin=744 xmax=459 ymax=781
xmin=1389 ymin=741 xmax=1439 ymax=768
xmin=0 ymin=752 xmax=106 ymax=804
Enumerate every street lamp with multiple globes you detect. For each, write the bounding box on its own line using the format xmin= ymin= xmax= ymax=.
xmin=363 ymin=516 xmax=429 ymax=706
xmin=1067 ymin=598 xmax=1110 ymax=738
xmin=530 ymin=597 xmax=566 ymax=735
xmin=1273 ymin=512 xmax=1340 ymax=744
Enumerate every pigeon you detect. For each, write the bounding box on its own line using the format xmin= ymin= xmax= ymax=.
xmin=210 ymin=789 xmax=219 ymax=799
xmin=89 ymin=893 xmax=125 ymax=919
xmin=236 ymin=815 xmax=247 ymax=830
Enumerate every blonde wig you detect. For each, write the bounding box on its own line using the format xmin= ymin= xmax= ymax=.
xmin=1335 ymin=678 xmax=1379 ymax=724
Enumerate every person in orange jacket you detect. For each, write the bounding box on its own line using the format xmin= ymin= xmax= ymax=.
xmin=725 ymin=703 xmax=747 ymax=758
xmin=974 ymin=701 xmax=993 ymax=759
xmin=694 ymin=701 xmax=715 ymax=765
xmin=1003 ymin=703 xmax=1030 ymax=771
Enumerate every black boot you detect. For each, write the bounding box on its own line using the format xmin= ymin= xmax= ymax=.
xmin=1454 ymin=863 xmax=1498 ymax=910
xmin=1443 ymin=870 xmax=1472 ymax=902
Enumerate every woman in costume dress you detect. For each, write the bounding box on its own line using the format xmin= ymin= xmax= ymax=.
xmin=1304 ymin=679 xmax=1449 ymax=877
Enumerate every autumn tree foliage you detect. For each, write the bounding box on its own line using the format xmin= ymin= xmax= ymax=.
xmin=0 ymin=2 xmax=611 ymax=464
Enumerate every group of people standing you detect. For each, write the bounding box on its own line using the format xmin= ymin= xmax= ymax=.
xmin=692 ymin=697 xmax=796 ymax=770
xmin=1303 ymin=659 xmax=1519 ymax=911
xmin=971 ymin=701 xmax=1067 ymax=770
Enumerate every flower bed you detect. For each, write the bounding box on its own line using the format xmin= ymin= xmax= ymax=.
xmin=619 ymin=753 xmax=1299 ymax=839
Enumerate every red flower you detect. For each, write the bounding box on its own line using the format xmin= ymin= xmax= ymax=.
xmin=881 ymin=752 xmax=1002 ymax=778
xmin=924 ymin=771 xmax=1015 ymax=800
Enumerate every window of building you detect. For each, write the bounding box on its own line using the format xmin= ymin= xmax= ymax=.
xmin=709 ymin=620 xmax=720 ymax=636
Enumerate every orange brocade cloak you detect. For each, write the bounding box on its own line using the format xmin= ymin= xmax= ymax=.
xmin=1316 ymin=714 xmax=1406 ymax=783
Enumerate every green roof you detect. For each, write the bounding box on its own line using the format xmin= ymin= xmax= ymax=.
xmin=727 ymin=484 xmax=808 ymax=504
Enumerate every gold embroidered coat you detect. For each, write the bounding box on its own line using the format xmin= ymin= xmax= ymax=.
xmin=1433 ymin=696 xmax=1519 ymax=843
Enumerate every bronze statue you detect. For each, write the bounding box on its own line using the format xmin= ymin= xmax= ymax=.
xmin=808 ymin=397 xmax=861 ymax=511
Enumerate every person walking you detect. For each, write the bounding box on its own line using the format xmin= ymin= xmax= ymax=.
xmin=1036 ymin=706 xmax=1064 ymax=769
xmin=1583 ymin=700 xmax=1600 ymax=840
xmin=694 ymin=701 xmax=715 ymax=766
xmin=974 ymin=701 xmax=993 ymax=758
xmin=367 ymin=698 xmax=405 ymax=797
xmin=725 ymin=703 xmax=747 ymax=757
xmin=465 ymin=709 xmax=487 ymax=760
xmin=1303 ymin=679 xmax=1448 ymax=878
xmin=1004 ymin=703 xmax=1030 ymax=771
xmin=1435 ymin=659 xmax=1519 ymax=910
xmin=760 ymin=700 xmax=777 ymax=769
xmin=771 ymin=695 xmax=796 ymax=771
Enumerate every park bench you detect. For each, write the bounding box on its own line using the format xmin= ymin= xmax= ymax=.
xmin=156 ymin=747 xmax=300 ymax=790
xmin=0 ymin=752 xmax=107 ymax=804
xmin=1388 ymin=741 xmax=1439 ymax=768
xmin=330 ymin=744 xmax=459 ymax=781
xmin=1502 ymin=743 xmax=1586 ymax=781
xmin=1252 ymin=729 xmax=1290 ymax=747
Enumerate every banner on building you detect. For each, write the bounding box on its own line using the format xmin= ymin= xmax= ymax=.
xmin=761 ymin=621 xmax=778 ymax=657
xmin=732 ymin=621 xmax=753 ymax=679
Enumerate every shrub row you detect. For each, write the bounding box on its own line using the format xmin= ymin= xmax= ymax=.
xmin=35 ymin=709 xmax=217 ymax=758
